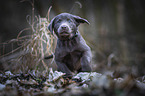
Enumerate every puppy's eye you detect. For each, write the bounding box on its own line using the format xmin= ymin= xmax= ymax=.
xmin=57 ymin=19 xmax=62 ymax=23
xmin=67 ymin=19 xmax=71 ymax=23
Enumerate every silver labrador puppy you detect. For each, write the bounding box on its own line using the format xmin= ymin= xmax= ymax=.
xmin=48 ymin=13 xmax=92 ymax=77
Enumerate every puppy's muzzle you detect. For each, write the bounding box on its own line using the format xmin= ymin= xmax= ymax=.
xmin=59 ymin=24 xmax=70 ymax=36
xmin=61 ymin=25 xmax=68 ymax=30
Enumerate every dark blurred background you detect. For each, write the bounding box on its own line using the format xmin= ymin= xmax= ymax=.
xmin=0 ymin=0 xmax=145 ymax=76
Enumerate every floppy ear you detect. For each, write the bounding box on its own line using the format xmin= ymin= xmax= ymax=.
xmin=72 ymin=15 xmax=90 ymax=26
xmin=48 ymin=17 xmax=55 ymax=35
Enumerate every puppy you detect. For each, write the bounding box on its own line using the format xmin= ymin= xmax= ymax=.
xmin=48 ymin=13 xmax=92 ymax=77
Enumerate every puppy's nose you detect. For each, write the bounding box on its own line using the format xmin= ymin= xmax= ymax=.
xmin=61 ymin=25 xmax=67 ymax=30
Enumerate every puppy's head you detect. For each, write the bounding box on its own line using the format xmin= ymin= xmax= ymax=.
xmin=48 ymin=13 xmax=89 ymax=40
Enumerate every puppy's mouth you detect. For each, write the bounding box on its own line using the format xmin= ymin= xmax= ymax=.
xmin=59 ymin=31 xmax=70 ymax=36
xmin=59 ymin=31 xmax=72 ymax=40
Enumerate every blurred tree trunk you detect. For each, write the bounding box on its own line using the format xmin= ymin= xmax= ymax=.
xmin=117 ymin=0 xmax=129 ymax=64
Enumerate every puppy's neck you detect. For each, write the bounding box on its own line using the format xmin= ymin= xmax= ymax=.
xmin=57 ymin=33 xmax=81 ymax=50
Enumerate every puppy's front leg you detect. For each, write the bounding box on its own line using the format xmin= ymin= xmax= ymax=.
xmin=81 ymin=50 xmax=92 ymax=72
xmin=55 ymin=61 xmax=73 ymax=77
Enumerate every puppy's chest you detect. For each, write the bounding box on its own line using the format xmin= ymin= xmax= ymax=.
xmin=62 ymin=50 xmax=83 ymax=63
xmin=58 ymin=39 xmax=78 ymax=52
xmin=57 ymin=41 xmax=83 ymax=61
xmin=59 ymin=48 xmax=82 ymax=59
xmin=56 ymin=38 xmax=83 ymax=60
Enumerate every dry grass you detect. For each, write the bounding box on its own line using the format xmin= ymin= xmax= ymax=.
xmin=0 ymin=7 xmax=56 ymax=73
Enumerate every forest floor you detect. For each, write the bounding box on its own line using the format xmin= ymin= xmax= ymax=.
xmin=0 ymin=69 xmax=145 ymax=96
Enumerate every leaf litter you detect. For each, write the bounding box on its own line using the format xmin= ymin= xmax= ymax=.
xmin=0 ymin=70 xmax=145 ymax=96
